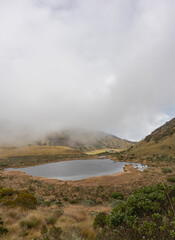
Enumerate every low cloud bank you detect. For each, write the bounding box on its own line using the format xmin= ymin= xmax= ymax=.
xmin=0 ymin=0 xmax=175 ymax=144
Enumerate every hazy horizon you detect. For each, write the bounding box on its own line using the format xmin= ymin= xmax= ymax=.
xmin=0 ymin=0 xmax=175 ymax=145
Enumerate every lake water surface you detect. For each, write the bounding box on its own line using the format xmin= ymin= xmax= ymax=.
xmin=5 ymin=159 xmax=147 ymax=181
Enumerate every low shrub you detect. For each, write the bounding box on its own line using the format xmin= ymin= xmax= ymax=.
xmin=167 ymin=177 xmax=175 ymax=183
xmin=54 ymin=199 xmax=62 ymax=206
xmin=0 ymin=186 xmax=37 ymax=209
xmin=162 ymin=168 xmax=172 ymax=174
xmin=109 ymin=199 xmax=123 ymax=208
xmin=0 ymin=216 xmax=8 ymax=236
xmin=0 ymin=216 xmax=3 ymax=226
xmin=0 ymin=187 xmax=15 ymax=198
xmin=14 ymin=191 xmax=38 ymax=209
xmin=94 ymin=183 xmax=175 ymax=240
xmin=69 ymin=199 xmax=77 ymax=204
xmin=93 ymin=212 xmax=107 ymax=229
xmin=110 ymin=192 xmax=124 ymax=200
xmin=0 ymin=226 xmax=8 ymax=236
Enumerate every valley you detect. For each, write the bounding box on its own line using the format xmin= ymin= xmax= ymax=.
xmin=0 ymin=119 xmax=175 ymax=239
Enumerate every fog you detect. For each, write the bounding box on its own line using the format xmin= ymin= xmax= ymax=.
xmin=0 ymin=0 xmax=175 ymax=144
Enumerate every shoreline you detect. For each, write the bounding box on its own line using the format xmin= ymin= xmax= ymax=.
xmin=0 ymin=155 xmax=99 ymax=170
xmin=2 ymin=164 xmax=143 ymax=186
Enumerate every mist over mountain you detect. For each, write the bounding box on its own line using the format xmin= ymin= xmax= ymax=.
xmin=38 ymin=129 xmax=134 ymax=152
xmin=0 ymin=0 xmax=175 ymax=144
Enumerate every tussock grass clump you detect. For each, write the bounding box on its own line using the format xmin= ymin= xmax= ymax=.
xmin=20 ymin=214 xmax=41 ymax=229
xmin=46 ymin=214 xmax=57 ymax=225
xmin=81 ymin=226 xmax=97 ymax=240
xmin=39 ymin=225 xmax=62 ymax=240
xmin=51 ymin=209 xmax=64 ymax=218
xmin=80 ymin=199 xmax=96 ymax=207
xmin=5 ymin=208 xmax=25 ymax=224
xmin=64 ymin=206 xmax=88 ymax=222
xmin=49 ymin=226 xmax=62 ymax=239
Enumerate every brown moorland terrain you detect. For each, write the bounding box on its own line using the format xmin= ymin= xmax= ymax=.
xmin=129 ymin=117 xmax=175 ymax=157
xmin=0 ymin=145 xmax=87 ymax=169
xmin=1 ymin=159 xmax=175 ymax=240
xmin=0 ymin=118 xmax=175 ymax=239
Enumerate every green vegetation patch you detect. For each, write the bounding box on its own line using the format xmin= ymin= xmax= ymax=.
xmin=167 ymin=177 xmax=175 ymax=183
xmin=162 ymin=168 xmax=173 ymax=174
xmin=94 ymin=183 xmax=175 ymax=240
xmin=110 ymin=192 xmax=124 ymax=200
xmin=0 ymin=216 xmax=8 ymax=236
xmin=0 ymin=186 xmax=37 ymax=209
xmin=38 ymin=225 xmax=62 ymax=240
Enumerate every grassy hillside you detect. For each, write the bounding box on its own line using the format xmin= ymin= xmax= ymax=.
xmin=129 ymin=117 xmax=175 ymax=157
xmin=0 ymin=145 xmax=86 ymax=168
xmin=39 ymin=129 xmax=134 ymax=152
xmin=0 ymin=145 xmax=81 ymax=158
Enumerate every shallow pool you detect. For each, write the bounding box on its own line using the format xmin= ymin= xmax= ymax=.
xmin=5 ymin=159 xmax=147 ymax=181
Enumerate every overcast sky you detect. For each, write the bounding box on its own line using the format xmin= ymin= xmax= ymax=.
xmin=0 ymin=0 xmax=175 ymax=144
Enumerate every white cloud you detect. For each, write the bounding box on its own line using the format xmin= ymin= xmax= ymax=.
xmin=0 ymin=0 xmax=175 ymax=144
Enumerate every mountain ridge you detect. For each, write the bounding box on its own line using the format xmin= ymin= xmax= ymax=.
xmin=129 ymin=117 xmax=175 ymax=157
xmin=38 ymin=129 xmax=135 ymax=152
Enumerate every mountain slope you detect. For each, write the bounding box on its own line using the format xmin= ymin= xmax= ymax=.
xmin=0 ymin=145 xmax=87 ymax=168
xmin=129 ymin=117 xmax=175 ymax=157
xmin=38 ymin=129 xmax=134 ymax=152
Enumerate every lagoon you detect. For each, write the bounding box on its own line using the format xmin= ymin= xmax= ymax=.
xmin=5 ymin=159 xmax=147 ymax=181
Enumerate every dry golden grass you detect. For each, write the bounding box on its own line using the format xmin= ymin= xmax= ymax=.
xmin=0 ymin=204 xmax=110 ymax=240
xmin=130 ymin=134 xmax=175 ymax=157
xmin=81 ymin=226 xmax=97 ymax=240
xmin=86 ymin=148 xmax=120 ymax=155
xmin=1 ymin=158 xmax=173 ymax=239
xmin=57 ymin=205 xmax=109 ymax=240
xmin=0 ymin=145 xmax=81 ymax=158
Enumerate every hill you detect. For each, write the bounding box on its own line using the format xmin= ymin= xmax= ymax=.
xmin=129 ymin=117 xmax=175 ymax=157
xmin=38 ymin=129 xmax=134 ymax=152
xmin=0 ymin=145 xmax=86 ymax=168
xmin=0 ymin=145 xmax=82 ymax=159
